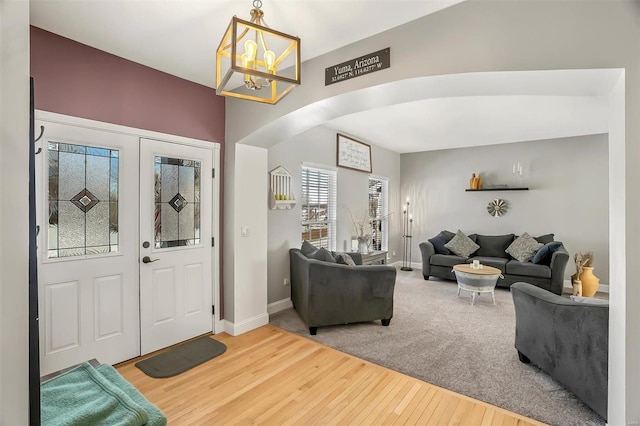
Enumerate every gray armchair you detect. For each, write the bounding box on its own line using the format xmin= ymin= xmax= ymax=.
xmin=511 ymin=282 xmax=608 ymax=420
xmin=289 ymin=248 xmax=396 ymax=335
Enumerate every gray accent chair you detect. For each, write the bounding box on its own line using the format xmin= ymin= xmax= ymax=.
xmin=511 ymin=282 xmax=608 ymax=420
xmin=289 ymin=248 xmax=396 ymax=335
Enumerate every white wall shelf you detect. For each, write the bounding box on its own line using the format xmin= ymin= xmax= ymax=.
xmin=269 ymin=166 xmax=296 ymax=210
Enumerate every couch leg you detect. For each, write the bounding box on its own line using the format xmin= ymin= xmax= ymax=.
xmin=381 ymin=319 xmax=391 ymax=326
xmin=309 ymin=327 xmax=318 ymax=335
xmin=517 ymin=351 xmax=530 ymax=364
xmin=423 ymin=275 xmax=430 ymax=280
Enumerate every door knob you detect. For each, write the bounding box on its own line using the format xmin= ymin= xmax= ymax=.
xmin=142 ymin=256 xmax=159 ymax=264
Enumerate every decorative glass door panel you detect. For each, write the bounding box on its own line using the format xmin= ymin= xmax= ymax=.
xmin=47 ymin=142 xmax=119 ymax=258
xmin=140 ymin=139 xmax=213 ymax=355
xmin=36 ymin=120 xmax=139 ymax=375
xmin=154 ymin=156 xmax=201 ymax=248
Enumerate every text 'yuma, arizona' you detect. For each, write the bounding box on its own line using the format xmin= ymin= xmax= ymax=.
xmin=325 ymin=48 xmax=390 ymax=86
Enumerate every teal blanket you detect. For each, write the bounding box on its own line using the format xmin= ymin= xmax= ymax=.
xmin=41 ymin=362 xmax=166 ymax=426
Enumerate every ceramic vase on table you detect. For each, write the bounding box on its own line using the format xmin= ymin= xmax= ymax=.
xmin=357 ymin=238 xmax=369 ymax=254
xmin=578 ymin=267 xmax=600 ymax=297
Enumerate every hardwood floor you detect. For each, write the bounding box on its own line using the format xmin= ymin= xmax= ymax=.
xmin=117 ymin=325 xmax=546 ymax=425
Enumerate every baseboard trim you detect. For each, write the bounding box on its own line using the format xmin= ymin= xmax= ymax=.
xmin=267 ymin=298 xmax=293 ymax=315
xmin=564 ymin=279 xmax=609 ymax=294
xmin=222 ymin=313 xmax=269 ymax=336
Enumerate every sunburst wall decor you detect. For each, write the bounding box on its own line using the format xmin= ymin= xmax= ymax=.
xmin=487 ymin=199 xmax=508 ymax=217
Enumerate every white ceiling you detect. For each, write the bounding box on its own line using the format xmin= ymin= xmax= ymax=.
xmin=30 ymin=0 xmax=613 ymax=153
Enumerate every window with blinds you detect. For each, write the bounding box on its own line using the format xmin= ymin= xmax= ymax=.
xmin=369 ymin=177 xmax=389 ymax=251
xmin=301 ymin=165 xmax=337 ymax=250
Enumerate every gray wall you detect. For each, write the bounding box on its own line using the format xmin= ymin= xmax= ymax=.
xmin=401 ymin=135 xmax=609 ymax=282
xmin=267 ymin=125 xmax=401 ymax=304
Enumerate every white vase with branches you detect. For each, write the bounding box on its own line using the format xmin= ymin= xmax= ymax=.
xmin=348 ymin=209 xmax=374 ymax=254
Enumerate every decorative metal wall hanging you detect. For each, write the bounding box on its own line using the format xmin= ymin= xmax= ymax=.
xmin=487 ymin=199 xmax=508 ymax=217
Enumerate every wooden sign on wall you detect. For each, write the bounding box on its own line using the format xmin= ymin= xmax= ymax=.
xmin=325 ymin=48 xmax=390 ymax=86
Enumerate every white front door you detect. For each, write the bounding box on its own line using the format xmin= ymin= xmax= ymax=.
xmin=37 ymin=121 xmax=140 ymax=375
xmin=139 ymin=138 xmax=213 ymax=355
xmin=37 ymin=115 xmax=219 ymax=374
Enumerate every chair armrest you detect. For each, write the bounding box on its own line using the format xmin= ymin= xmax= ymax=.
xmin=548 ymin=244 xmax=570 ymax=295
xmin=419 ymin=242 xmax=436 ymax=276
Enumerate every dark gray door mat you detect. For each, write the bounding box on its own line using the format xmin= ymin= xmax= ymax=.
xmin=135 ymin=336 xmax=227 ymax=378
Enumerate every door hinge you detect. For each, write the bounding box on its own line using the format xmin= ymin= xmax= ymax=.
xmin=212 ymin=168 xmax=215 ymax=178
xmin=212 ymin=305 xmax=215 ymax=315
xmin=211 ymin=237 xmax=215 ymax=247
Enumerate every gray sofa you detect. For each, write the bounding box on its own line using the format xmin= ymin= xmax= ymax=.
xmin=419 ymin=233 xmax=569 ymax=295
xmin=289 ymin=248 xmax=396 ymax=335
xmin=511 ymin=282 xmax=608 ymax=420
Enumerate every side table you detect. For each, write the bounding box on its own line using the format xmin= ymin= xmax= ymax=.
xmin=357 ymin=251 xmax=388 ymax=265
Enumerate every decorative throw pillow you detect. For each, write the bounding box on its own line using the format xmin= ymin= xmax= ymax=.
xmin=301 ymin=240 xmax=318 ymax=257
xmin=532 ymin=241 xmax=563 ymax=265
xmin=534 ymin=234 xmax=555 ymax=245
xmin=335 ymin=252 xmax=356 ymax=266
xmin=308 ymin=247 xmax=336 ymax=263
xmin=428 ymin=230 xmax=455 ymax=255
xmin=444 ymin=230 xmax=480 ymax=258
xmin=506 ymin=232 xmax=544 ymax=262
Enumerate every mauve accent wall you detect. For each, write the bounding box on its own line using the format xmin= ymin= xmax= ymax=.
xmin=30 ymin=26 xmax=225 ymax=143
xmin=30 ymin=26 xmax=226 ymax=318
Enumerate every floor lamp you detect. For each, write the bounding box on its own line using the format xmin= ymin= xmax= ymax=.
xmin=401 ymin=200 xmax=413 ymax=271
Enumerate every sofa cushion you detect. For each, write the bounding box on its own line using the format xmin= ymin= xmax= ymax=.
xmin=506 ymin=232 xmax=544 ymax=262
xmin=334 ymin=252 xmax=356 ymax=266
xmin=444 ymin=230 xmax=480 ymax=258
xmin=428 ymin=230 xmax=455 ymax=255
xmin=301 ymin=240 xmax=319 ymax=257
xmin=506 ymin=260 xmax=551 ymax=278
xmin=430 ymin=254 xmax=467 ymax=268
xmin=308 ymin=247 xmax=336 ymax=263
xmin=474 ymin=234 xmax=515 ymax=259
xmin=532 ymin=241 xmax=563 ymax=265
xmin=468 ymin=256 xmax=509 ymax=273
xmin=534 ymin=233 xmax=555 ymax=244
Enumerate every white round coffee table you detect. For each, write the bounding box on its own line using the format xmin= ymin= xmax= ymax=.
xmin=453 ymin=264 xmax=503 ymax=305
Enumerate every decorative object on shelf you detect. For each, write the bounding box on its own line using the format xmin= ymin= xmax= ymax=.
xmin=487 ymin=199 xmax=508 ymax=217
xmin=468 ymin=173 xmax=483 ymax=189
xmin=512 ymin=162 xmax=524 ymax=186
xmin=216 ymin=0 xmax=300 ymax=104
xmin=572 ymin=251 xmax=599 ymax=297
xmin=268 ymin=166 xmax=296 ymax=209
xmin=401 ymin=200 xmax=413 ymax=271
xmin=337 ymin=133 xmax=372 ymax=173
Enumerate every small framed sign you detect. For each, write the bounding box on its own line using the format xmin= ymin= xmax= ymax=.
xmin=337 ymin=134 xmax=372 ymax=173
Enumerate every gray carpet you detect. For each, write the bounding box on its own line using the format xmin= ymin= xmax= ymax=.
xmin=270 ymin=269 xmax=605 ymax=426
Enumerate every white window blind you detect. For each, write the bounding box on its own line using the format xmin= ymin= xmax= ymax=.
xmin=368 ymin=177 xmax=389 ymax=251
xmin=301 ymin=165 xmax=337 ymax=250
